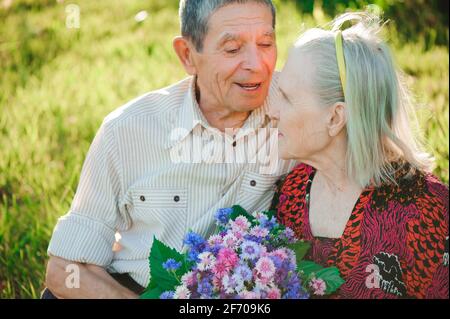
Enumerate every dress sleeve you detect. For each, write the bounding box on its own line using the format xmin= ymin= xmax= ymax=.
xmin=269 ymin=175 xmax=286 ymax=211
xmin=404 ymin=175 xmax=449 ymax=299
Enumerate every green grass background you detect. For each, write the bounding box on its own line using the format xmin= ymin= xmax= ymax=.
xmin=0 ymin=0 xmax=448 ymax=298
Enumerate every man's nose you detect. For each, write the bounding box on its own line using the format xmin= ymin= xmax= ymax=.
xmin=242 ymin=45 xmax=264 ymax=72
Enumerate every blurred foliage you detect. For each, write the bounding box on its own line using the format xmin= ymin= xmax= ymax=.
xmin=276 ymin=0 xmax=449 ymax=49
xmin=0 ymin=0 xmax=448 ymax=298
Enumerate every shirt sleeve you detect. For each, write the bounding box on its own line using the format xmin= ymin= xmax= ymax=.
xmin=47 ymin=120 xmax=126 ymax=266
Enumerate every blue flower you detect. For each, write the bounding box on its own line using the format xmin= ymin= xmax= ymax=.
xmin=209 ymin=244 xmax=222 ymax=255
xmin=215 ymin=207 xmax=233 ymax=225
xmin=280 ymin=227 xmax=296 ymax=243
xmin=283 ymin=275 xmax=308 ymax=299
xmin=269 ymin=255 xmax=283 ymax=269
xmin=258 ymin=215 xmax=277 ymax=230
xmin=197 ymin=278 xmax=213 ymax=298
xmin=183 ymin=232 xmax=206 ymax=251
xmin=162 ymin=258 xmax=182 ymax=272
xmin=234 ymin=263 xmax=252 ymax=282
xmin=187 ymin=249 xmax=201 ymax=263
xmin=160 ymin=291 xmax=175 ymax=299
xmin=243 ymin=234 xmax=263 ymax=244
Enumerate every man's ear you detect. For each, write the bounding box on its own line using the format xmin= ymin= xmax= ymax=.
xmin=327 ymin=102 xmax=347 ymax=137
xmin=173 ymin=36 xmax=197 ymax=75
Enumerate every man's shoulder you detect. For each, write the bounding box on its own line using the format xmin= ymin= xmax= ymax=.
xmin=102 ymin=77 xmax=192 ymax=129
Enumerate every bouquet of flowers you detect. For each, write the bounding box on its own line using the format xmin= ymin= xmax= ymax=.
xmin=141 ymin=205 xmax=344 ymax=299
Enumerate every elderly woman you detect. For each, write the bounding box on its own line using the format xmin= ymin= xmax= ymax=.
xmin=269 ymin=12 xmax=448 ymax=299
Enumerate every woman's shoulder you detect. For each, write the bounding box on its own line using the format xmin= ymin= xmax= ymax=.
xmin=371 ymin=163 xmax=448 ymax=212
xmin=270 ymin=163 xmax=314 ymax=211
xmin=281 ymin=162 xmax=314 ymax=185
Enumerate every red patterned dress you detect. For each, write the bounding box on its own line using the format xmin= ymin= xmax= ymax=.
xmin=271 ymin=163 xmax=449 ymax=299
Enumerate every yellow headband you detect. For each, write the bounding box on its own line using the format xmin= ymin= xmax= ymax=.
xmin=335 ymin=31 xmax=347 ymax=99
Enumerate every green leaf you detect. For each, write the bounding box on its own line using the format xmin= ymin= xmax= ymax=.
xmin=286 ymin=240 xmax=311 ymax=265
xmin=146 ymin=237 xmax=187 ymax=295
xmin=315 ymin=267 xmax=345 ymax=294
xmin=298 ymin=260 xmax=324 ymax=277
xmin=140 ymin=286 xmax=165 ymax=299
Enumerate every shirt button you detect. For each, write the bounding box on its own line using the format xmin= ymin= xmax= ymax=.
xmin=174 ymin=195 xmax=180 ymax=202
xmin=140 ymin=195 xmax=146 ymax=202
xmin=232 ymin=141 xmax=237 ymax=147
xmin=250 ymin=180 xmax=257 ymax=187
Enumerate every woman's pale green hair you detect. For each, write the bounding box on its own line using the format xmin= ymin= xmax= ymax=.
xmin=293 ymin=11 xmax=434 ymax=188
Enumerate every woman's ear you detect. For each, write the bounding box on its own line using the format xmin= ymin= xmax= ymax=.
xmin=327 ymin=102 xmax=347 ymax=137
xmin=173 ymin=36 xmax=197 ymax=75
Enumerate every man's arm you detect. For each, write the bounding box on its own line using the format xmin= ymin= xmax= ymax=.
xmin=45 ymin=256 xmax=138 ymax=299
xmin=46 ymin=119 xmax=135 ymax=298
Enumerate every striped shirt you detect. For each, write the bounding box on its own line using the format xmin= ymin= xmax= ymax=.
xmin=47 ymin=73 xmax=296 ymax=288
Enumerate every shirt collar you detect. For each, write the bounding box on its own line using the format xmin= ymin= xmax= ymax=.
xmin=166 ymin=76 xmax=272 ymax=149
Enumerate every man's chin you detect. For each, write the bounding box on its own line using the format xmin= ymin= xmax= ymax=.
xmin=233 ymin=98 xmax=267 ymax=113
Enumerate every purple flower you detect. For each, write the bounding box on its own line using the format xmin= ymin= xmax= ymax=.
xmin=162 ymin=259 xmax=182 ymax=272
xmin=197 ymin=278 xmax=213 ymax=298
xmin=160 ymin=291 xmax=175 ymax=299
xmin=234 ymin=263 xmax=253 ymax=282
xmin=240 ymin=241 xmax=261 ymax=260
xmin=280 ymin=227 xmax=296 ymax=243
xmin=215 ymin=208 xmax=233 ymax=225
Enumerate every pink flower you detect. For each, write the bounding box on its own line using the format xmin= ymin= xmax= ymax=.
xmin=173 ymin=285 xmax=191 ymax=299
xmin=232 ymin=229 xmax=245 ymax=241
xmin=255 ymin=275 xmax=272 ymax=287
xmin=217 ymin=248 xmax=239 ymax=268
xmin=212 ymin=275 xmax=223 ymax=290
xmin=250 ymin=226 xmax=269 ymax=238
xmin=239 ymin=290 xmax=260 ymax=299
xmin=181 ymin=271 xmax=196 ymax=287
xmin=259 ymin=245 xmax=269 ymax=257
xmin=255 ymin=257 xmax=276 ymax=279
xmin=222 ymin=233 xmax=239 ymax=249
xmin=267 ymin=287 xmax=281 ymax=299
xmin=269 ymin=248 xmax=288 ymax=261
xmin=197 ymin=252 xmax=216 ymax=271
xmin=309 ymin=278 xmax=327 ymax=296
xmin=212 ymin=260 xmax=229 ymax=279
xmin=231 ymin=216 xmax=250 ymax=232
xmin=207 ymin=234 xmax=223 ymax=246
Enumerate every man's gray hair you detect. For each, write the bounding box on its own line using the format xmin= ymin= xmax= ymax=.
xmin=179 ymin=0 xmax=276 ymax=52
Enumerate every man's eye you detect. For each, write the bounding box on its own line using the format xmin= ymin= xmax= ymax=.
xmin=225 ymin=47 xmax=240 ymax=54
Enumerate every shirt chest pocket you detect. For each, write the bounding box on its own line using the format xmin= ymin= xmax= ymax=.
xmin=133 ymin=188 xmax=188 ymax=210
xmin=130 ymin=188 xmax=188 ymax=245
xmin=237 ymin=171 xmax=279 ymax=212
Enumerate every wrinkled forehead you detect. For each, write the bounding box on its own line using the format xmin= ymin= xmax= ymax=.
xmin=206 ymin=3 xmax=275 ymax=40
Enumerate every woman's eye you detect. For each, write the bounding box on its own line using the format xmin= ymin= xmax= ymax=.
xmin=259 ymin=43 xmax=273 ymax=48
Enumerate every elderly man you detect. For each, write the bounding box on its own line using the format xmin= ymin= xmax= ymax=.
xmin=43 ymin=0 xmax=294 ymax=299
